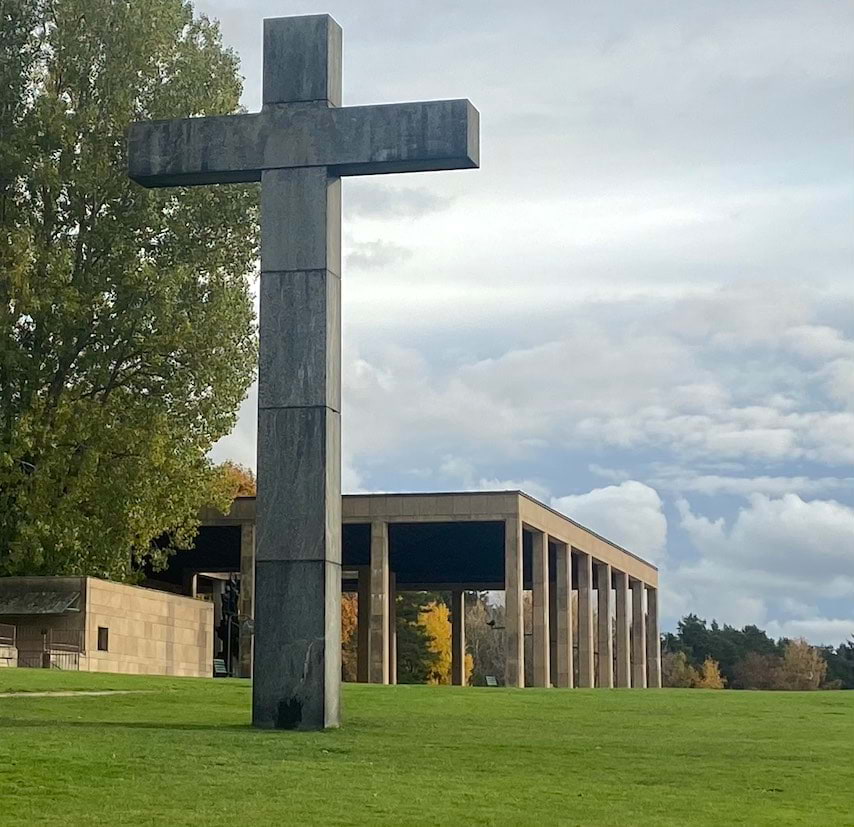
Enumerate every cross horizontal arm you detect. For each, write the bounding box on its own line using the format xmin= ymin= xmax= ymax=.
xmin=128 ymin=99 xmax=479 ymax=188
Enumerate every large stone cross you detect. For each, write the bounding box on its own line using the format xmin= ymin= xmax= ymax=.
xmin=128 ymin=14 xmax=479 ymax=729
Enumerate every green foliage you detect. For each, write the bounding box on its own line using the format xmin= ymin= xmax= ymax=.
xmin=0 ymin=0 xmax=258 ymax=579
xmin=466 ymin=593 xmax=506 ymax=686
xmin=661 ymin=650 xmax=698 ymax=688
xmin=664 ymin=615 xmax=850 ymax=690
xmin=395 ymin=592 xmax=440 ymax=684
xmin=822 ymin=637 xmax=854 ymax=689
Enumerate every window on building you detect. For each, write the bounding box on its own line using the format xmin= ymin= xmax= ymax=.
xmin=97 ymin=627 xmax=109 ymax=651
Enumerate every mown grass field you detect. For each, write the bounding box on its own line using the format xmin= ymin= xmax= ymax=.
xmin=0 ymin=670 xmax=851 ymax=826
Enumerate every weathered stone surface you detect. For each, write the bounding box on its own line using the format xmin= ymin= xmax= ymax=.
xmin=263 ymin=15 xmax=342 ymax=106
xmin=504 ymin=517 xmax=524 ymax=687
xmin=388 ymin=572 xmax=397 ymax=685
xmin=615 ymin=570 xmax=631 ymax=688
xmin=356 ymin=565 xmax=370 ymax=683
xmin=576 ymin=551 xmax=594 ymax=688
xmin=252 ymin=559 xmax=341 ymax=729
xmin=596 ymin=561 xmax=613 ymax=689
xmin=238 ymin=523 xmax=255 ymax=678
xmin=646 ymin=585 xmax=662 ymax=688
xmin=255 ymin=406 xmax=341 ymax=563
xmin=127 ymin=100 xmax=480 ymax=187
xmin=553 ymin=541 xmax=573 ymax=688
xmin=258 ymin=270 xmax=341 ymax=410
xmin=631 ymin=578 xmax=647 ymax=688
xmin=531 ymin=530 xmax=550 ymax=688
xmin=451 ymin=589 xmax=466 ymax=686
xmin=369 ymin=520 xmax=388 ymax=684
xmin=261 ymin=168 xmax=341 ymax=273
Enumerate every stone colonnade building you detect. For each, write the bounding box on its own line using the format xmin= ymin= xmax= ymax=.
xmin=161 ymin=490 xmax=660 ymax=688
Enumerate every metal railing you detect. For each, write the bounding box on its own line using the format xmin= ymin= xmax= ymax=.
xmin=14 ymin=628 xmax=83 ymax=670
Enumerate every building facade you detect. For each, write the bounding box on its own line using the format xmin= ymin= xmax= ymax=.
xmin=0 ymin=576 xmax=213 ymax=678
xmin=189 ymin=490 xmax=661 ymax=689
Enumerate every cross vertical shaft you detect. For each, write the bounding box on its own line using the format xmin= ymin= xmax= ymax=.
xmin=127 ymin=12 xmax=479 ymax=730
xmin=252 ymin=16 xmax=342 ymax=730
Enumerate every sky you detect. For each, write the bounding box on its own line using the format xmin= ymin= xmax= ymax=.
xmin=200 ymin=0 xmax=854 ymax=644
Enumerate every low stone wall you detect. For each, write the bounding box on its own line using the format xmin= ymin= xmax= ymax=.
xmin=82 ymin=578 xmax=213 ymax=678
xmin=0 ymin=645 xmax=17 ymax=668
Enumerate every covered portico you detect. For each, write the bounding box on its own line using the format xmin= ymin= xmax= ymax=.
xmin=183 ymin=491 xmax=660 ymax=688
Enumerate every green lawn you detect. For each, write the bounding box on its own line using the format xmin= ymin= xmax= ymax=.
xmin=0 ymin=671 xmax=851 ymax=826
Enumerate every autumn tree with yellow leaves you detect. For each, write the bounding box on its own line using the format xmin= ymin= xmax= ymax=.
xmin=419 ymin=600 xmax=473 ymax=685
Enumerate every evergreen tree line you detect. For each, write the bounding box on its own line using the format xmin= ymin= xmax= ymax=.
xmin=663 ymin=615 xmax=854 ymax=690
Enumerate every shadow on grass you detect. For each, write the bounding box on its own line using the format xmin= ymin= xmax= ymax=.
xmin=0 ymin=717 xmax=261 ymax=733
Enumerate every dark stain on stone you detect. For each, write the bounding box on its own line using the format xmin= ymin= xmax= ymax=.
xmin=276 ymin=696 xmax=302 ymax=729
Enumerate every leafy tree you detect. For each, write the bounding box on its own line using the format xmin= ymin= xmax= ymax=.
xmin=822 ymin=637 xmax=854 ymax=689
xmin=418 ymin=600 xmax=474 ymax=685
xmin=341 ymin=593 xmax=358 ymax=682
xmin=774 ymin=639 xmax=827 ymax=691
xmin=396 ymin=592 xmax=439 ymax=684
xmin=733 ymin=652 xmax=781 ymax=691
xmin=694 ymin=657 xmax=726 ymax=689
xmin=218 ymin=461 xmax=256 ymax=497
xmin=466 ymin=594 xmax=506 ymax=686
xmin=661 ymin=650 xmax=698 ymax=688
xmin=0 ymin=0 xmax=257 ymax=580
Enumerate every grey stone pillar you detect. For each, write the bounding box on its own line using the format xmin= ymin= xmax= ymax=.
xmin=615 ymin=570 xmax=631 ymax=688
xmin=631 ymin=578 xmax=647 ymax=688
xmin=596 ymin=561 xmax=613 ymax=689
xmin=531 ymin=529 xmax=550 ymax=688
xmin=388 ymin=572 xmax=397 ymax=685
xmin=646 ymin=585 xmax=661 ymax=688
xmin=253 ymin=158 xmax=342 ymax=728
xmin=577 ymin=551 xmax=594 ymax=688
xmin=238 ymin=523 xmax=256 ymax=678
xmin=182 ymin=570 xmax=198 ymax=599
xmin=553 ymin=541 xmax=573 ymax=687
xmin=356 ymin=565 xmax=370 ymax=683
xmin=504 ymin=517 xmax=524 ymax=687
xmin=369 ymin=521 xmax=389 ymax=684
xmin=451 ymin=589 xmax=466 ymax=686
xmin=548 ymin=566 xmax=558 ymax=684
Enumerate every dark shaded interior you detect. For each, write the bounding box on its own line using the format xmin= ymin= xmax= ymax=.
xmin=146 ymin=521 xmax=601 ymax=592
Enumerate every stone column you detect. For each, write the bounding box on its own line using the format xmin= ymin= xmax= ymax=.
xmin=553 ymin=541 xmax=573 ymax=688
xmin=631 ymin=578 xmax=647 ymax=688
xmin=451 ymin=589 xmax=466 ymax=686
xmin=596 ymin=561 xmax=613 ymax=688
xmin=356 ymin=565 xmax=370 ymax=683
xmin=182 ymin=570 xmax=198 ymax=599
xmin=531 ymin=529 xmax=550 ymax=688
xmin=388 ymin=572 xmax=397 ymax=685
xmin=646 ymin=585 xmax=662 ymax=688
xmin=369 ymin=520 xmax=389 ymax=684
xmin=504 ymin=517 xmax=524 ymax=687
xmin=253 ymin=160 xmax=342 ymax=729
xmin=238 ymin=523 xmax=256 ymax=678
xmin=614 ymin=570 xmax=631 ymax=688
xmin=548 ymin=564 xmax=558 ymax=684
xmin=577 ymin=551 xmax=594 ymax=688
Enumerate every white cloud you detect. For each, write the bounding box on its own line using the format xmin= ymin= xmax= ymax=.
xmin=652 ymin=471 xmax=854 ymax=497
xmin=765 ymin=618 xmax=854 ymax=647
xmin=198 ymin=0 xmax=854 ymax=642
xmin=552 ymin=481 xmax=667 ymax=564
xmin=346 ymin=239 xmax=412 ymax=270
xmin=663 ymin=494 xmax=854 ymax=639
